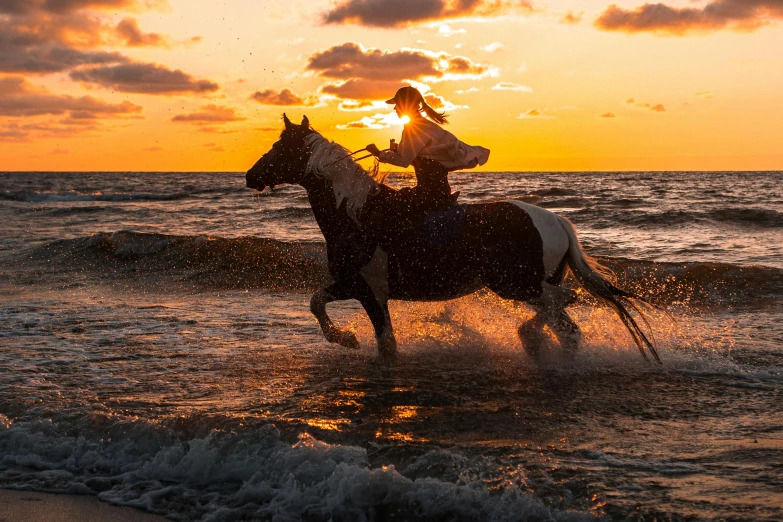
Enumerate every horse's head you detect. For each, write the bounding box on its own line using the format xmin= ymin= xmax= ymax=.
xmin=246 ymin=114 xmax=314 ymax=191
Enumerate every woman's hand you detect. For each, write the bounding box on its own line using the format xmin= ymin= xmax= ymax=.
xmin=366 ymin=143 xmax=381 ymax=156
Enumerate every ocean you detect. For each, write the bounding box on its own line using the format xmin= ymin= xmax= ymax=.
xmin=1 ymin=170 xmax=781 ymax=521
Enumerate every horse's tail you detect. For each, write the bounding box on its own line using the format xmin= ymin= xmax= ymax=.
xmin=556 ymin=215 xmax=661 ymax=364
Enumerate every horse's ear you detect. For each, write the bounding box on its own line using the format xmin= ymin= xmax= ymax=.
xmin=283 ymin=113 xmax=292 ymax=130
xmin=301 ymin=115 xmax=309 ymax=128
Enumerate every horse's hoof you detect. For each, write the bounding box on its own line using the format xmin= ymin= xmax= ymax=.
xmin=377 ymin=337 xmax=397 ymax=363
xmin=558 ymin=332 xmax=581 ymax=354
xmin=326 ymin=328 xmax=360 ymax=349
xmin=337 ymin=330 xmax=360 ymax=349
xmin=518 ymin=321 xmax=543 ymax=356
xmin=553 ymin=322 xmax=581 ymax=354
xmin=375 ymin=349 xmax=397 ymax=365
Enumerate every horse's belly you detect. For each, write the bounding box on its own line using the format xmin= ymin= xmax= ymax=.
xmin=387 ymin=251 xmax=484 ymax=300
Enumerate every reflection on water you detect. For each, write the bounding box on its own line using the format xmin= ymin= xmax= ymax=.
xmin=1 ymin=170 xmax=782 ymax=521
xmin=1 ymin=285 xmax=781 ymax=520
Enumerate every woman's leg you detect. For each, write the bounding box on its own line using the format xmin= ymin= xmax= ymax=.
xmin=412 ymin=157 xmax=451 ymax=212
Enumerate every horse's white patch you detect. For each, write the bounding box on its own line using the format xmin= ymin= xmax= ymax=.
xmin=305 ymin=134 xmax=379 ymax=223
xmin=359 ymin=246 xmax=390 ymax=304
xmin=506 ymin=200 xmax=569 ymax=278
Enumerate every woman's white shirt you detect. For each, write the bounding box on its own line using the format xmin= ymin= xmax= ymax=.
xmin=377 ymin=115 xmax=490 ymax=171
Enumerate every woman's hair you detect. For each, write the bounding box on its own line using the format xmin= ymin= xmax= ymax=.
xmin=394 ymin=87 xmax=449 ymax=125
xmin=420 ymin=100 xmax=449 ymax=125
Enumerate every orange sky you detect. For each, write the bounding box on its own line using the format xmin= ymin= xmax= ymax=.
xmin=1 ymin=0 xmax=782 ymax=172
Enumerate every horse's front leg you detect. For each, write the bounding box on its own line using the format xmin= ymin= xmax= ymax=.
xmin=355 ymin=288 xmax=396 ymax=361
xmin=310 ymin=282 xmax=359 ymax=349
xmin=356 ymin=247 xmax=396 ymax=361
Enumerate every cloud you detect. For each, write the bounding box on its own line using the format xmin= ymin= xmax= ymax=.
xmin=320 ymin=79 xmax=403 ymax=101
xmin=423 ymin=92 xmax=468 ymax=111
xmin=70 ymin=62 xmax=220 ymax=94
xmin=0 ymin=76 xmax=143 ymax=117
xmin=600 ymin=112 xmax=616 ymax=118
xmin=116 ymin=17 xmax=168 ymax=47
xmin=518 ymin=108 xmax=554 ymax=119
xmin=0 ymin=0 xmax=210 ymax=105
xmin=306 ymin=42 xmax=493 ymax=100
xmin=0 ymin=1 xmax=170 ymax=62
xmin=438 ymin=24 xmax=466 ymax=37
xmin=0 ymin=1 xmax=159 ymax=15
xmin=626 ymin=98 xmax=666 ymax=112
xmin=337 ymin=99 xmax=389 ymax=112
xmin=336 ymin=112 xmax=407 ymax=129
xmin=0 ymin=121 xmax=101 ymax=142
xmin=309 ymin=43 xmax=463 ymax=81
xmin=456 ymin=86 xmax=480 ymax=94
xmin=0 ymin=15 xmax=130 ymax=73
xmin=491 ymin=81 xmax=533 ymax=92
xmin=322 ymin=0 xmax=534 ymax=28
xmin=144 ymin=145 xmax=163 ymax=151
xmin=250 ymin=88 xmax=318 ymax=106
xmin=171 ymin=104 xmax=246 ymax=123
xmin=595 ymin=1 xmax=783 ymax=35
xmin=560 ymin=10 xmax=583 ymax=24
xmin=479 ymin=42 xmax=504 ymax=52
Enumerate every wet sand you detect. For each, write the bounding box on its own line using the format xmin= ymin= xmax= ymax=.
xmin=0 ymin=490 xmax=164 ymax=522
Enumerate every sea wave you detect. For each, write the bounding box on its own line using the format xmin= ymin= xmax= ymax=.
xmin=568 ymin=206 xmax=783 ymax=229
xmin=1 ymin=190 xmax=192 ymax=203
xmin=23 ymin=231 xmax=783 ymax=306
xmin=706 ymin=207 xmax=783 ymax=228
xmin=594 ymin=257 xmax=783 ymax=308
xmin=0 ymin=417 xmax=590 ymax=522
xmin=29 ymin=231 xmax=330 ymax=291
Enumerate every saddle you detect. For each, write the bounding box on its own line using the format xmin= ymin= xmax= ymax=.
xmin=418 ymin=203 xmax=467 ymax=248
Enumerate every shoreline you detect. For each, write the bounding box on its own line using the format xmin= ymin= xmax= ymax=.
xmin=0 ymin=489 xmax=165 ymax=522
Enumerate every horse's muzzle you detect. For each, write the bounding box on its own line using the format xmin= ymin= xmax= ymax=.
xmin=246 ymin=170 xmax=266 ymax=192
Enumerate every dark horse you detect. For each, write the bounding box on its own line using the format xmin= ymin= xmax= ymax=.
xmin=246 ymin=114 xmax=660 ymax=363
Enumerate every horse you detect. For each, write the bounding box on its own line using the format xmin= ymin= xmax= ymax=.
xmin=246 ymin=114 xmax=660 ymax=363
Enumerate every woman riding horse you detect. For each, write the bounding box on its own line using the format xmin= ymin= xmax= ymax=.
xmin=245 ymin=115 xmax=661 ymax=364
xmin=363 ymin=87 xmax=489 ymax=239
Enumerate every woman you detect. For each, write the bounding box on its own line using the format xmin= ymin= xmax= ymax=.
xmin=366 ymin=86 xmax=490 ymax=216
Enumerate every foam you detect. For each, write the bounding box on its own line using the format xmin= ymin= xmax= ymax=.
xmin=347 ymin=293 xmax=783 ymax=381
xmin=0 ymin=421 xmax=591 ymax=521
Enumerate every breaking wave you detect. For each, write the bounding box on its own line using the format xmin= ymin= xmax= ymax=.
xmin=22 ymin=231 xmax=783 ymax=307
xmin=0 ymin=417 xmax=590 ymax=522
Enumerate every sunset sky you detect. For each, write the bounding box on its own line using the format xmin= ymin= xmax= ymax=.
xmin=2 ymin=0 xmax=782 ymax=172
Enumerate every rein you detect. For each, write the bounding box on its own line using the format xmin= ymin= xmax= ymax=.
xmin=323 ymin=147 xmax=389 ymax=169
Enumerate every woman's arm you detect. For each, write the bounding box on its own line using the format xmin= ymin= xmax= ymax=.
xmin=377 ymin=125 xmax=430 ymax=168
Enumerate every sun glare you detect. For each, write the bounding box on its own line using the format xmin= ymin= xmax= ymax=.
xmin=399 ymin=115 xmax=411 ymax=125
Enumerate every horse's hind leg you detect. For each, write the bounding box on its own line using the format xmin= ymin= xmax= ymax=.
xmin=518 ymin=283 xmax=581 ymax=355
xmin=551 ymin=308 xmax=581 ymax=353
xmin=540 ymin=283 xmax=581 ymax=353
xmin=310 ymin=283 xmax=359 ymax=349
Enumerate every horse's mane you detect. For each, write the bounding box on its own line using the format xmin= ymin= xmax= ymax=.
xmin=305 ymin=133 xmax=383 ymax=224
